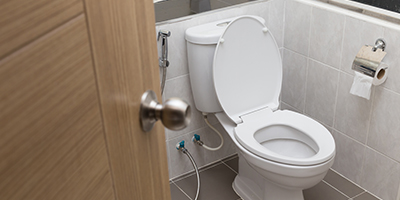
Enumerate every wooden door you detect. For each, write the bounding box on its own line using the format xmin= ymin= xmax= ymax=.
xmin=0 ymin=0 xmax=170 ymax=200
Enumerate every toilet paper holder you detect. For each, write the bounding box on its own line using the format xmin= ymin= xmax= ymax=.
xmin=371 ymin=38 xmax=386 ymax=52
xmin=351 ymin=38 xmax=387 ymax=78
xmin=350 ymin=38 xmax=389 ymax=99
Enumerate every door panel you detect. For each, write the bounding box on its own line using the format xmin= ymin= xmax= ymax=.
xmin=0 ymin=0 xmax=170 ymax=199
xmin=84 ymin=0 xmax=171 ymax=199
xmin=0 ymin=0 xmax=83 ymax=59
xmin=0 ymin=15 xmax=113 ymax=199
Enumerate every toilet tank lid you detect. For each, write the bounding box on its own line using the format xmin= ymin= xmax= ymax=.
xmin=185 ymin=15 xmax=265 ymax=45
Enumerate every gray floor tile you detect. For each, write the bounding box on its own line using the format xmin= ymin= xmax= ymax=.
xmin=223 ymin=156 xmax=238 ymax=173
xmin=323 ymin=169 xmax=364 ymax=198
xmin=353 ymin=192 xmax=381 ymax=200
xmin=303 ymin=181 xmax=348 ymax=200
xmin=170 ymin=183 xmax=190 ymax=200
xmin=175 ymin=163 xmax=239 ymax=200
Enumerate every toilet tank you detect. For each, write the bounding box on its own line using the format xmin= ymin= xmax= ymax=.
xmin=185 ymin=16 xmax=265 ymax=113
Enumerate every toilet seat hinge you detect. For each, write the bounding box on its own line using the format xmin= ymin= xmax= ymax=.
xmin=239 ymin=107 xmax=273 ymax=124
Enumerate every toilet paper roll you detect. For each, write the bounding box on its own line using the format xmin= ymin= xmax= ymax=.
xmin=372 ymin=63 xmax=388 ymax=85
xmin=350 ymin=63 xmax=389 ymax=100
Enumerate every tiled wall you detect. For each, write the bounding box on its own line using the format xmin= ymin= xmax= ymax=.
xmin=282 ymin=0 xmax=400 ymax=200
xmin=157 ymin=0 xmax=400 ymax=199
xmin=155 ymin=0 xmax=285 ymax=179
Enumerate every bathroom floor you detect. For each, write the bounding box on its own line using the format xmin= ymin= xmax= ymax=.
xmin=170 ymin=155 xmax=381 ymax=200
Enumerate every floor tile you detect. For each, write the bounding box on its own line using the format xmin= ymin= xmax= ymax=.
xmin=353 ymin=192 xmax=381 ymax=200
xmin=223 ymin=156 xmax=238 ymax=173
xmin=170 ymin=183 xmax=190 ymax=200
xmin=323 ymin=169 xmax=364 ymax=198
xmin=175 ymin=163 xmax=239 ymax=200
xmin=303 ymin=181 xmax=348 ymax=200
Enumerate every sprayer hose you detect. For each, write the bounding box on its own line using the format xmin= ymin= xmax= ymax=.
xmin=183 ymin=149 xmax=200 ymax=200
xmin=161 ymin=67 xmax=167 ymax=95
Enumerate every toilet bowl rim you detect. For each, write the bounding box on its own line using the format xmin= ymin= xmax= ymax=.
xmin=235 ymin=109 xmax=336 ymax=166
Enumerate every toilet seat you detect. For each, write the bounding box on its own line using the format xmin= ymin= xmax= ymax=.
xmin=213 ymin=16 xmax=282 ymax=124
xmin=212 ymin=16 xmax=335 ymax=166
xmin=235 ymin=109 xmax=335 ymax=166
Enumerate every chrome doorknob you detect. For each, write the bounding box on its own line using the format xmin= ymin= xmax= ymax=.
xmin=140 ymin=90 xmax=191 ymax=132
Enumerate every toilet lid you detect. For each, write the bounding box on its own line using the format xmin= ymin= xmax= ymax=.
xmin=213 ymin=16 xmax=282 ymax=124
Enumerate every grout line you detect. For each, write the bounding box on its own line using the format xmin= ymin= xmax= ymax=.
xmin=303 ymin=54 xmax=310 ymax=114
xmin=172 ymin=181 xmax=193 ymax=200
xmin=332 ymin=16 xmax=347 ymax=129
xmin=332 ymin=127 xmax=365 ymax=146
xmin=308 ymin=57 xmax=341 ymax=72
xmin=171 ymin=159 xmax=223 ymax=182
xmin=307 ymin=2 xmax=312 ymax=58
xmin=198 ymin=152 xmax=238 ymax=173
xmin=167 ymin=123 xmax=215 ymax=141
xmin=380 ymin=85 xmax=400 ymax=97
xmin=351 ymin=191 xmax=366 ymax=199
xmin=322 ymin=180 xmax=351 ymax=199
xmin=331 ymin=61 xmax=341 ymax=128
xmin=283 ymin=48 xmax=307 ymax=60
xmin=281 ymin=101 xmax=302 ymax=113
xmin=222 ymin=161 xmax=238 ymax=174
xmin=166 ymin=113 xmax=223 ymax=141
xmin=221 ymin=153 xmax=238 ymax=174
xmin=221 ymin=154 xmax=238 ymax=162
xmin=329 ymin=168 xmax=388 ymax=199
xmin=198 ymin=160 xmax=225 ymax=173
xmin=365 ymin=145 xmax=400 ymax=164
xmin=325 ymin=170 xmax=366 ymax=198
xmin=280 ymin=48 xmax=309 ymax=113
xmin=281 ymin=0 xmax=286 ymax=48
xmin=165 ymin=73 xmax=189 ymax=83
xmin=283 ymin=46 xmax=308 ymax=58
xmin=338 ymin=13 xmax=347 ymax=73
xmin=171 ymin=170 xmax=197 ymax=183
xmin=363 ymin=190 xmax=384 ymax=200
xmin=171 ymin=153 xmax=238 ymax=182
xmin=364 ymin=82 xmax=376 ymax=145
xmin=284 ymin=42 xmax=349 ymax=77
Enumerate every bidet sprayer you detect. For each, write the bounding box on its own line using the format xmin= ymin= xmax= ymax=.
xmin=158 ymin=30 xmax=171 ymax=68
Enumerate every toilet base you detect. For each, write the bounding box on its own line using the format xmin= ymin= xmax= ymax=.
xmin=232 ymin=153 xmax=305 ymax=200
xmin=233 ymin=175 xmax=304 ymax=200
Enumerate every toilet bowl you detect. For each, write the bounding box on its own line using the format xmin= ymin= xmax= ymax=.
xmin=215 ymin=111 xmax=334 ymax=200
xmin=185 ymin=15 xmax=335 ymax=200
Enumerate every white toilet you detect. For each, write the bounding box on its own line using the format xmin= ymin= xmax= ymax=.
xmin=185 ymin=15 xmax=336 ymax=200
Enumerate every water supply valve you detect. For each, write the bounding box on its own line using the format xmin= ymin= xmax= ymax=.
xmin=192 ymin=134 xmax=204 ymax=146
xmin=176 ymin=140 xmax=185 ymax=150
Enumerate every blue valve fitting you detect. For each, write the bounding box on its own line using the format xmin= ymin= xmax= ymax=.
xmin=176 ymin=140 xmax=185 ymax=150
xmin=192 ymin=134 xmax=204 ymax=146
xmin=194 ymin=134 xmax=200 ymax=141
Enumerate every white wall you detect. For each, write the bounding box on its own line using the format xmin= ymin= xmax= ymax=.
xmin=282 ymin=1 xmax=400 ymax=199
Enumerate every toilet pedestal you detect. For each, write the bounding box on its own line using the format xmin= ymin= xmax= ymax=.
xmin=262 ymin=180 xmax=304 ymax=200
xmin=233 ymin=152 xmax=304 ymax=200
